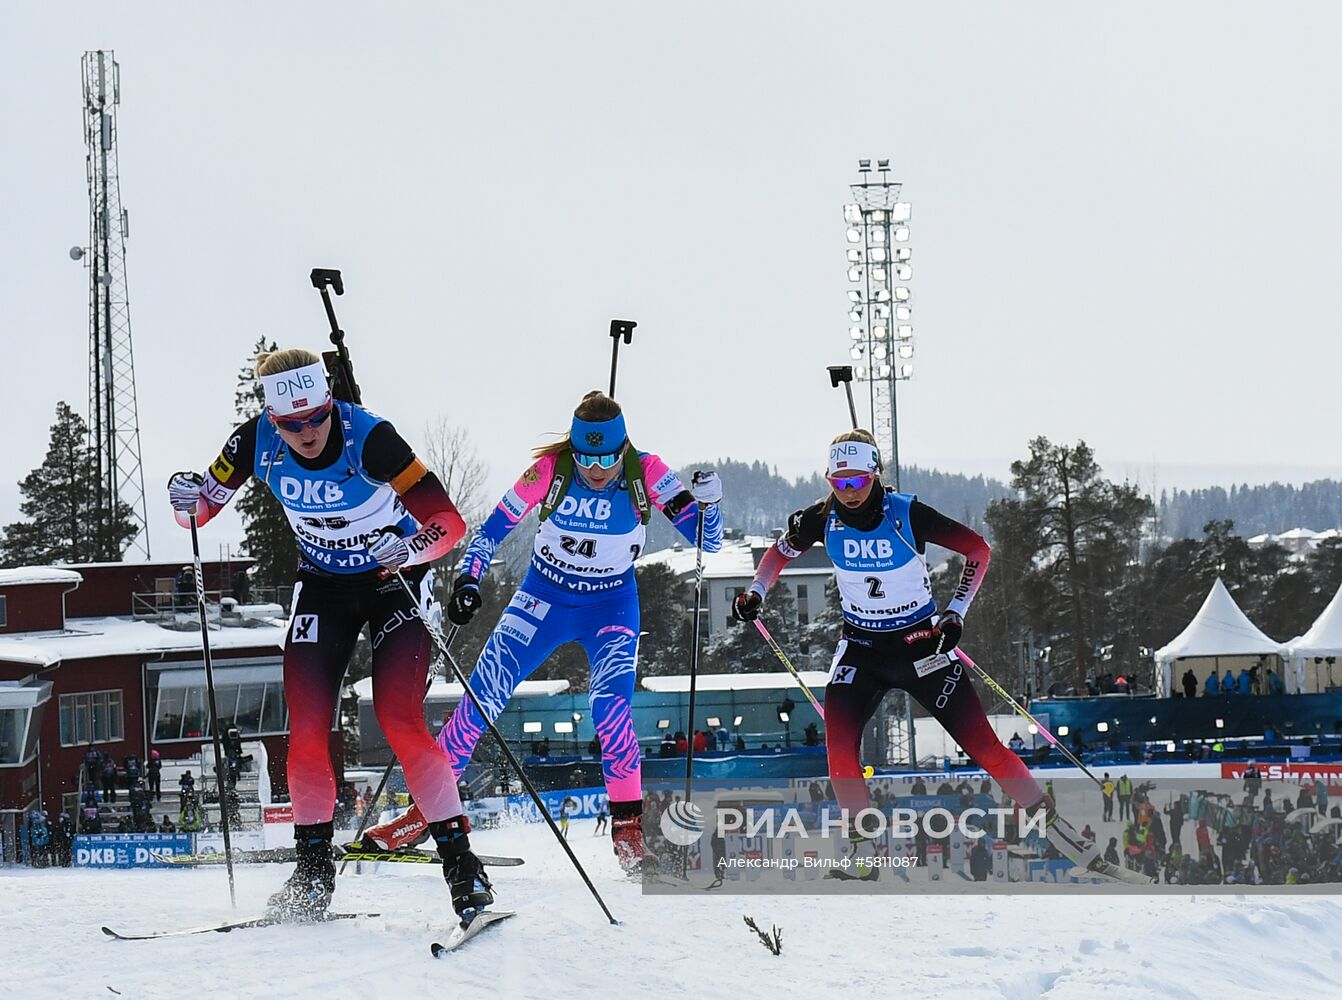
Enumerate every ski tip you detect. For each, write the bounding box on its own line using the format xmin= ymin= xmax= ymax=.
xmin=101 ymin=926 xmax=117 ymax=938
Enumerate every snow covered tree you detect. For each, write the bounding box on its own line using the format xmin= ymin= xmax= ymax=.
xmin=232 ymin=337 xmax=297 ymax=589
xmin=0 ymin=401 xmax=138 ymax=566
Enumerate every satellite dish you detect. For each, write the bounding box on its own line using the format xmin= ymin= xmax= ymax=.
xmin=69 ymin=246 xmax=84 ymax=260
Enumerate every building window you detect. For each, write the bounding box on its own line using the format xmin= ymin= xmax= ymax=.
xmin=152 ymin=679 xmax=288 ymax=741
xmin=797 ymin=584 xmax=810 ymax=626
xmin=0 ymin=594 xmax=7 ymax=627
xmin=58 ymin=690 xmax=124 ymax=747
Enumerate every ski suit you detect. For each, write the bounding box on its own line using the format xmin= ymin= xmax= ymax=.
xmin=749 ymin=487 xmax=1044 ymax=815
xmin=441 ymin=451 xmax=723 ymax=805
xmin=181 ymin=401 xmax=466 ymax=826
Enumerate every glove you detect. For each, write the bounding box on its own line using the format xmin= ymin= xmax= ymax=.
xmin=446 ymin=577 xmax=482 ymax=626
xmin=690 ymin=470 xmax=722 ymax=505
xmin=366 ymin=528 xmax=410 ymax=570
xmin=167 ymin=472 xmax=204 ymax=513
xmin=933 ymin=610 xmax=964 ymax=652
xmin=731 ymin=590 xmax=762 ymax=623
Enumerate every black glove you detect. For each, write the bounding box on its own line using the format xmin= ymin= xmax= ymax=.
xmin=731 ymin=590 xmax=762 ymax=623
xmin=446 ymin=576 xmax=482 ymax=626
xmin=933 ymin=611 xmax=963 ymax=652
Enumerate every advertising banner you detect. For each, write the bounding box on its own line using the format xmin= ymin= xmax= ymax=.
xmin=73 ymin=834 xmax=194 ymax=869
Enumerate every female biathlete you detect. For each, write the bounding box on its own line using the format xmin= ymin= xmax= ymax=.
xmin=730 ymin=429 xmax=1101 ymax=874
xmin=364 ymin=390 xmax=723 ymax=873
xmin=167 ymin=348 xmax=493 ymax=919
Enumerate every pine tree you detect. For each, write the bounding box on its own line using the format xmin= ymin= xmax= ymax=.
xmin=232 ymin=337 xmax=297 ymax=588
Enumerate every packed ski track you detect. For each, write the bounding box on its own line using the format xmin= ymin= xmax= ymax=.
xmin=6 ymin=818 xmax=1341 ymax=999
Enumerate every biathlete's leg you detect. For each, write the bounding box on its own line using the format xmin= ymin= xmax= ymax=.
xmin=578 ymin=594 xmax=654 ymax=870
xmin=821 ymin=637 xmax=891 ymax=816
xmin=368 ymin=571 xmax=466 ymax=825
xmin=904 ymin=648 xmax=1043 ymax=807
xmin=282 ymin=576 xmax=363 ymax=826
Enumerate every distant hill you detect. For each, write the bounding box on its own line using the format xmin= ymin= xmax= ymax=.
xmin=1159 ymin=480 xmax=1342 ymax=539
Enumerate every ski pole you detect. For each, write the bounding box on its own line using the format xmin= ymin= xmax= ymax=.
xmin=753 ymin=619 xmax=825 ymax=720
xmin=391 ymin=574 xmax=620 ymax=926
xmin=682 ymin=502 xmax=707 ymax=805
xmin=827 ymin=365 xmax=859 ymax=429
xmin=955 ymin=648 xmax=1105 ymax=790
xmin=607 ymin=319 xmax=636 ymax=398
xmin=189 ymin=511 xmax=237 ymax=908
xmin=339 ymin=626 xmax=457 ymax=875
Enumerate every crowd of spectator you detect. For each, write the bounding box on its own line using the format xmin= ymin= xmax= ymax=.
xmin=1182 ymin=665 xmax=1286 ymax=698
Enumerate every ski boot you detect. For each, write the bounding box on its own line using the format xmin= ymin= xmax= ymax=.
xmin=266 ymin=821 xmax=336 ymax=920
xmin=430 ymin=816 xmax=494 ymax=926
xmin=356 ymin=803 xmax=429 ymax=852
xmin=825 ymin=828 xmax=880 ymax=882
xmin=611 ymin=801 xmax=660 ymax=878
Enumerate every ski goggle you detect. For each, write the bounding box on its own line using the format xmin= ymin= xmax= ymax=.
xmin=270 ymin=399 xmax=334 ymax=433
xmin=828 ymin=473 xmax=874 ymax=492
xmin=573 ymin=450 xmax=623 ymax=470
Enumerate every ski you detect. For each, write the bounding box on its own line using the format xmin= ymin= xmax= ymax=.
xmin=430 ymin=910 xmax=516 ymax=955
xmin=153 ymin=845 xmax=524 ymax=868
xmin=101 ymin=911 xmax=377 ymax=941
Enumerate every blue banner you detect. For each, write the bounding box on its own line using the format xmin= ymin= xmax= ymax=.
xmin=503 ymin=787 xmax=608 ymax=823
xmin=72 ymin=834 xmax=194 ymax=869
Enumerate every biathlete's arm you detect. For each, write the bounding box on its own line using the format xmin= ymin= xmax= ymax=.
xmin=748 ymin=500 xmax=827 ymax=599
xmin=642 ymin=454 xmax=724 ymax=552
xmin=173 ymin=416 xmax=259 ymax=530
xmin=909 ymin=500 xmax=990 ymax=617
xmin=457 ymin=454 xmax=557 ymax=583
xmin=361 ymin=422 xmax=466 ymax=566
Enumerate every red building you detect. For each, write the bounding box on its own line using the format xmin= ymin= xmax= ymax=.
xmin=0 ymin=560 xmax=333 ymax=819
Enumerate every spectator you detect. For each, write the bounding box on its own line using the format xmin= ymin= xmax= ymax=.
xmin=1220 ymin=671 xmax=1238 ymax=695
xmin=910 ymin=778 xmax=927 ymax=795
xmin=1181 ymin=668 xmax=1198 ymax=700
xmin=587 ymin=736 xmax=601 ymax=755
xmin=692 ymin=730 xmax=708 ymax=753
xmin=179 ymin=770 xmax=196 ymax=798
xmin=231 ymin=567 xmax=252 ymax=604
xmin=129 ymin=780 xmax=153 ymax=832
xmin=1243 ymin=762 xmax=1262 ymax=802
xmin=81 ymin=805 xmax=102 ymax=834
xmin=100 ymin=755 xmax=119 ymax=803
xmin=659 ymin=732 xmax=676 ymax=757
xmin=803 ymin=722 xmax=820 ymax=747
xmin=1117 ymin=774 xmax=1133 ymax=821
xmin=1316 ymin=780 xmax=1329 ymax=816
xmin=179 ymin=795 xmax=203 ymax=833
xmin=362 ymin=785 xmax=374 ymax=812
xmin=1249 ymin=664 xmax=1261 ymax=695
xmin=27 ymin=809 xmax=53 ymax=867
xmin=1165 ymin=797 xmax=1186 ymax=848
xmin=674 ymin=731 xmax=688 ymax=754
xmin=1264 ymin=790 xmax=1275 ymax=818
xmin=1104 ymin=836 xmax=1120 ymax=866
xmin=1007 ymin=732 xmax=1025 ymax=752
xmin=80 ymin=784 xmax=99 ymax=810
xmin=559 ymin=797 xmax=573 ymax=839
xmin=969 ymin=839 xmax=991 ymax=881
xmin=1195 ymin=817 xmax=1214 ymax=864
xmin=1266 ymin=669 xmax=1285 ymax=695
xmin=1237 ymin=668 xmax=1252 ymax=696
xmin=1101 ymin=773 xmax=1115 ymax=821
xmin=594 ymin=803 xmax=608 ymax=836
xmin=146 ymin=750 xmax=163 ymax=802
xmin=53 ymin=811 xmax=74 ymax=867
xmin=83 ymin=745 xmax=104 ymax=788
xmin=123 ymin=753 xmax=142 ymax=789
xmin=159 ymin=815 xmax=177 ymax=834
xmin=733 ymin=734 xmax=746 ymax=751
xmin=1297 ymin=783 xmax=1315 ymax=811
xmin=537 ymin=738 xmax=551 ymax=757
xmin=1114 ymin=675 xmax=1129 ymax=695
xmin=1204 ymin=669 xmax=1219 ymax=697
xmin=1080 ymin=823 xmax=1096 ymax=844
xmin=716 ymin=725 xmax=731 ymax=749
xmin=174 ymin=564 xmax=196 ymax=612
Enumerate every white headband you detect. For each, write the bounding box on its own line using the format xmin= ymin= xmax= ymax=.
xmin=827 ymin=440 xmax=881 ymax=477
xmin=260 ymin=362 xmax=331 ymax=416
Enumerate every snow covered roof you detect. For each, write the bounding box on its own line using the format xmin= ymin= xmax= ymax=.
xmin=1284 ymin=580 xmax=1342 ymax=659
xmin=0 ymin=615 xmax=287 ymax=667
xmin=1154 ymin=578 xmax=1281 ymax=665
xmin=351 ymin=676 xmax=569 ymax=703
xmin=0 ymin=567 xmax=83 ymax=588
xmin=641 ymin=671 xmax=831 ymax=693
xmin=638 ymin=536 xmax=830 ymax=581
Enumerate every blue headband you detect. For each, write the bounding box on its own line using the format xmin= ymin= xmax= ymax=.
xmin=571 ymin=413 xmax=627 ymax=455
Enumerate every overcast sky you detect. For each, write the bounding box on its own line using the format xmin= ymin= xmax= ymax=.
xmin=3 ymin=3 xmax=1340 ymax=563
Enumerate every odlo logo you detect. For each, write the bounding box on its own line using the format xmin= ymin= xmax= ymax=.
xmin=660 ymin=801 xmax=706 ymax=846
xmin=585 ymin=431 xmax=605 ymax=448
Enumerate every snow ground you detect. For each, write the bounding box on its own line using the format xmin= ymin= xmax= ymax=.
xmin=4 ymin=818 xmax=1340 ymax=1000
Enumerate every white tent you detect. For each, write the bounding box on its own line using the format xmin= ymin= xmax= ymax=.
xmin=1283 ymin=580 xmax=1342 ymax=694
xmin=1153 ymin=578 xmax=1282 ymax=695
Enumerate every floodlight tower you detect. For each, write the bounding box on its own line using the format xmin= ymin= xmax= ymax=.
xmin=842 ymin=159 xmax=917 ymax=768
xmin=843 ymin=159 xmax=913 ymax=490
xmin=73 ymin=50 xmax=150 ymax=559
